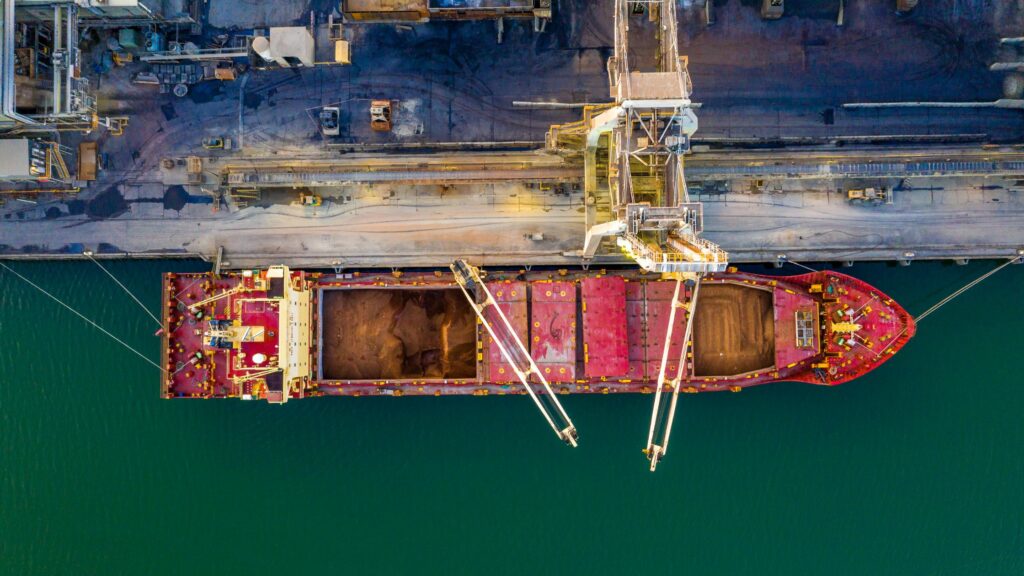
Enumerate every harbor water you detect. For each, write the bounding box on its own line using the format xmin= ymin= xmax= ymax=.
xmin=0 ymin=260 xmax=1021 ymax=575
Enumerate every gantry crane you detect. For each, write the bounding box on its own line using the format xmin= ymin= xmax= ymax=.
xmin=547 ymin=0 xmax=727 ymax=469
xmin=547 ymin=0 xmax=728 ymax=276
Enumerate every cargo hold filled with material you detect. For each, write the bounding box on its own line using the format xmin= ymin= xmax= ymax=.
xmin=318 ymin=288 xmax=477 ymax=380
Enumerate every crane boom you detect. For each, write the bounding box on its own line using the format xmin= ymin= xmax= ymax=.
xmin=451 ymin=259 xmax=579 ymax=447
xmin=645 ymin=277 xmax=701 ymax=471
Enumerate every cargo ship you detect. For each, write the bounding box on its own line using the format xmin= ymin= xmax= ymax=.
xmin=161 ymin=264 xmax=915 ymax=404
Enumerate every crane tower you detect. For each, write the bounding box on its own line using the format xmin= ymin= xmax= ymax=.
xmin=548 ymin=0 xmax=728 ymax=275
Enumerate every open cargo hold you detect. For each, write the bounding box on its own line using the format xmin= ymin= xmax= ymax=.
xmin=319 ymin=288 xmax=476 ymax=380
xmin=692 ymin=282 xmax=775 ymax=377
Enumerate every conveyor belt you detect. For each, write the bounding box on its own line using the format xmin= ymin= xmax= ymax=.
xmin=220 ymin=146 xmax=1024 ymax=187
xmin=222 ymin=152 xmax=581 ymax=187
xmin=228 ymin=168 xmax=582 ymax=186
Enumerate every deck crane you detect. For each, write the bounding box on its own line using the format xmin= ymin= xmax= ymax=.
xmin=450 ymin=259 xmax=579 ymax=447
xmin=187 ymin=285 xmax=246 ymax=312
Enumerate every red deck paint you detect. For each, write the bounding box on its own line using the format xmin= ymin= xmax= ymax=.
xmin=641 ymin=280 xmax=691 ymax=383
xmin=581 ymin=277 xmax=629 ymax=378
xmin=529 ymin=281 xmax=576 ymax=383
xmin=773 ymin=287 xmax=819 ymax=369
xmin=483 ymin=281 xmax=527 ymax=383
xmin=160 ymin=268 xmax=916 ymax=402
xmin=625 ymin=281 xmax=648 ymax=381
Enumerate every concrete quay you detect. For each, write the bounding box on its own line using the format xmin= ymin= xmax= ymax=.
xmin=1 ymin=170 xmax=1021 ymax=269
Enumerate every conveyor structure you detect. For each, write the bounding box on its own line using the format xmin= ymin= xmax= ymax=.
xmin=547 ymin=0 xmax=727 ymax=276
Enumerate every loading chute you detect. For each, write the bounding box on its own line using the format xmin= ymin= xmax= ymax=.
xmin=644 ymin=276 xmax=701 ymax=471
xmin=546 ymin=0 xmax=728 ymax=275
xmin=451 ymin=259 xmax=579 ymax=447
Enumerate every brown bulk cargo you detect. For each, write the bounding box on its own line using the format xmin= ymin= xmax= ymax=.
xmin=77 ymin=142 xmax=98 ymax=181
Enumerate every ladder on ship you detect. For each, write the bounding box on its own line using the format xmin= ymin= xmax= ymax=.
xmin=450 ymin=259 xmax=579 ymax=447
xmin=644 ymin=276 xmax=702 ymax=471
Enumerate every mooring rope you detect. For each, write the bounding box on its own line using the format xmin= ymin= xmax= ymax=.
xmin=84 ymin=252 xmax=163 ymax=328
xmin=787 ymin=259 xmax=819 ymax=273
xmin=0 ymin=262 xmax=166 ymax=373
xmin=915 ymin=256 xmax=1021 ymax=323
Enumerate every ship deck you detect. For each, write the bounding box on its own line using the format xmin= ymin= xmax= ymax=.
xmin=161 ymin=268 xmax=916 ymax=401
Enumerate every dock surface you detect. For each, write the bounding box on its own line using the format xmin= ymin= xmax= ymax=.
xmin=2 ymin=166 xmax=1021 ymax=267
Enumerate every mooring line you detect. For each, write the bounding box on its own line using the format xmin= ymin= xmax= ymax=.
xmin=915 ymin=256 xmax=1021 ymax=323
xmin=778 ymin=256 xmax=818 ymax=273
xmin=83 ymin=252 xmax=163 ymax=328
xmin=0 ymin=262 xmax=166 ymax=373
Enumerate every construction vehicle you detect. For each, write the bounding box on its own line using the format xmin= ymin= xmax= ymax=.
xmin=299 ymin=194 xmax=322 ymax=207
xmin=320 ymin=107 xmax=340 ymax=136
xmin=847 ymin=187 xmax=891 ymax=206
xmin=112 ymin=52 xmax=134 ymax=67
xmin=370 ymin=100 xmax=392 ymax=132
xmin=201 ymin=137 xmax=233 ymax=150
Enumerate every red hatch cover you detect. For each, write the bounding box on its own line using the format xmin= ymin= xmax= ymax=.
xmin=483 ymin=281 xmax=527 ymax=382
xmin=643 ymin=281 xmax=689 ymax=381
xmin=582 ymin=277 xmax=628 ymax=377
xmin=625 ymin=281 xmax=647 ymax=380
xmin=530 ymin=281 xmax=576 ymax=382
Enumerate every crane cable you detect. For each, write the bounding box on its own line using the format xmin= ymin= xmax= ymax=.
xmin=83 ymin=252 xmax=163 ymax=328
xmin=0 ymin=262 xmax=167 ymax=373
xmin=915 ymin=256 xmax=1021 ymax=323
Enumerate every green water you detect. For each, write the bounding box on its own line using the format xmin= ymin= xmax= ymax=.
xmin=1 ymin=260 xmax=1021 ymax=575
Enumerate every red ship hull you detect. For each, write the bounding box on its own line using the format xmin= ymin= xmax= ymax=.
xmin=161 ymin=267 xmax=915 ymax=402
